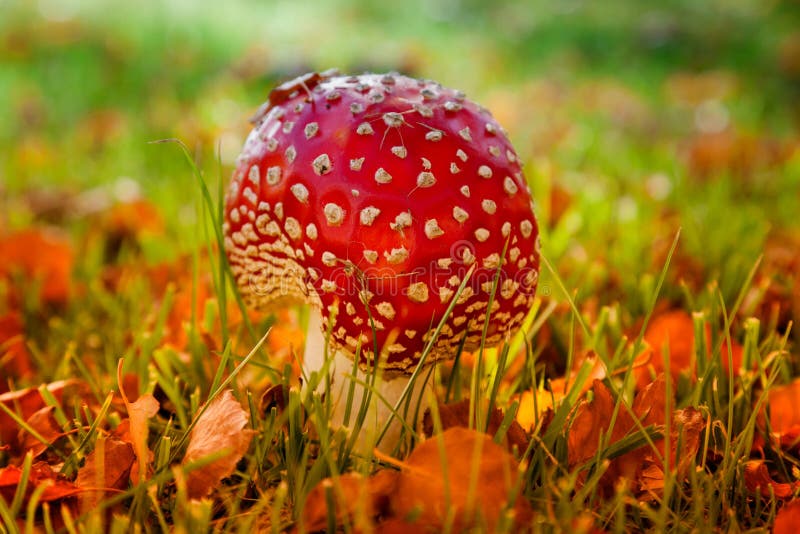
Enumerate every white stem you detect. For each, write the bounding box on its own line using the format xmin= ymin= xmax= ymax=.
xmin=302 ymin=308 xmax=434 ymax=455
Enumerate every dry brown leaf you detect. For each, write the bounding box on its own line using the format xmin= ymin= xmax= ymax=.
xmin=775 ymin=499 xmax=800 ymax=534
xmin=300 ymin=470 xmax=398 ymax=533
xmin=393 ymin=427 xmax=532 ymax=533
xmin=0 ymin=312 xmax=32 ymax=388
xmin=0 ymin=227 xmax=73 ymax=306
xmin=117 ymin=360 xmax=159 ymax=484
xmin=75 ymin=434 xmax=135 ymax=513
xmin=422 ymin=399 xmax=530 ymax=453
xmin=18 ymin=405 xmax=65 ymax=457
xmin=0 ymin=462 xmax=81 ymax=503
xmin=181 ymin=389 xmax=253 ymax=500
xmin=743 ymin=460 xmax=799 ymax=499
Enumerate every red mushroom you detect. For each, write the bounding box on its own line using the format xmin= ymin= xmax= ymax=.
xmin=224 ymin=71 xmax=540 ymax=451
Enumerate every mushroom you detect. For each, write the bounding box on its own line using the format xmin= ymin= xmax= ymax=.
xmin=223 ymin=71 xmax=540 ymax=452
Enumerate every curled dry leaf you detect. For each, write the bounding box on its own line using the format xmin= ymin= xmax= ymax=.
xmin=743 ymin=460 xmax=800 ymax=499
xmin=633 ymin=309 xmax=742 ymax=390
xmin=0 ymin=227 xmax=73 ymax=306
xmin=393 ymin=427 xmax=532 ymax=532
xmin=422 ymin=399 xmax=530 ymax=454
xmin=567 ymin=377 xmax=706 ymax=497
xmin=18 ymin=405 xmax=65 ymax=458
xmin=0 ymin=462 xmax=81 ymax=503
xmin=181 ymin=389 xmax=254 ymax=500
xmin=774 ymin=499 xmax=800 ymax=534
xmin=75 ymin=434 xmax=135 ymax=513
xmin=117 ymin=360 xmax=159 ymax=484
xmin=300 ymin=470 xmax=398 ymax=533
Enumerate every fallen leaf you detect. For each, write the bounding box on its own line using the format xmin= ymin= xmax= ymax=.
xmin=0 ymin=312 xmax=32 ymax=386
xmin=392 ymin=427 xmax=532 ymax=532
xmin=0 ymin=462 xmax=81 ymax=503
xmin=422 ymin=399 xmax=529 ymax=454
xmin=759 ymin=378 xmax=800 ymax=452
xmin=301 ymin=470 xmax=398 ymax=533
xmin=117 ymin=360 xmax=159 ymax=484
xmin=743 ymin=460 xmax=799 ymax=499
xmin=0 ymin=227 xmax=73 ymax=306
xmin=774 ymin=499 xmax=800 ymax=534
xmin=633 ymin=310 xmax=742 ymax=389
xmin=18 ymin=405 xmax=65 ymax=457
xmin=181 ymin=389 xmax=253 ymax=500
xmin=75 ymin=434 xmax=135 ymax=513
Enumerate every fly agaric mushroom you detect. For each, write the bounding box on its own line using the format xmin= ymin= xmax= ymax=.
xmin=224 ymin=71 xmax=540 ymax=451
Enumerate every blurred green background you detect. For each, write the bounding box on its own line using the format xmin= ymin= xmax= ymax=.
xmin=1 ymin=0 xmax=799 ymax=313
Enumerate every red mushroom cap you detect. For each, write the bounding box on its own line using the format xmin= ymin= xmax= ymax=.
xmin=224 ymin=71 xmax=540 ymax=372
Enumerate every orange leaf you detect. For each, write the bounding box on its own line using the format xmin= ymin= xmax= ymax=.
xmin=775 ymin=499 xmax=800 ymax=534
xmin=18 ymin=406 xmax=65 ymax=458
xmin=181 ymin=390 xmax=253 ymax=499
xmin=0 ymin=227 xmax=73 ymax=305
xmin=0 ymin=312 xmax=32 ymax=386
xmin=392 ymin=427 xmax=532 ymax=532
xmin=0 ymin=463 xmax=81 ymax=503
xmin=117 ymin=360 xmax=159 ymax=484
xmin=743 ymin=460 xmax=799 ymax=499
xmin=75 ymin=434 xmax=135 ymax=513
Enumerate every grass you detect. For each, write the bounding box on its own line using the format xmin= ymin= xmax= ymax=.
xmin=1 ymin=0 xmax=800 ymax=531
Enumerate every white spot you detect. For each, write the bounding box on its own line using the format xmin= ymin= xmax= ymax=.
xmin=437 ymin=258 xmax=453 ymax=268
xmin=453 ymin=315 xmax=467 ymax=326
xmin=266 ymin=166 xmax=281 ymax=186
xmin=363 ymin=249 xmax=378 ymax=264
xmin=324 ymin=203 xmax=345 ymax=226
xmin=326 ymin=90 xmax=341 ymax=102
xmin=502 ymin=222 xmax=511 ymax=237
xmin=450 ymin=163 xmax=461 ymax=174
xmin=485 ymin=123 xmax=497 ymax=135
xmin=503 ymin=176 xmax=519 ymax=195
xmin=391 ymin=146 xmax=407 ymax=158
xmin=257 ymin=201 xmax=270 ymax=212
xmin=350 ymin=102 xmax=364 ymax=114
xmin=375 ymin=168 xmax=392 ymax=184
xmin=425 ymin=130 xmax=443 ymax=141
xmin=351 ymin=189 xmax=360 ymax=197
xmin=243 ymin=187 xmax=257 ymax=205
xmin=481 ymin=199 xmax=497 ymax=214
xmin=282 ymin=121 xmax=295 ymax=134
xmin=406 ymin=282 xmax=429 ymax=303
xmin=460 ymin=185 xmax=470 ymax=197
xmin=284 ymin=217 xmax=302 ymax=240
xmin=229 ymin=208 xmax=241 ymax=223
xmin=312 ymin=154 xmax=332 ymax=175
xmin=506 ymin=149 xmax=517 ymax=163
xmin=444 ymin=101 xmax=462 ymax=112
xmin=483 ymin=253 xmax=501 ymax=269
xmin=360 ymin=206 xmax=381 ymax=226
xmin=290 ymin=183 xmax=309 ymax=203
xmin=266 ymin=138 xmax=278 ymax=152
xmin=474 ymin=228 xmax=490 ymax=242
xmin=248 ymin=165 xmax=260 ymax=186
xmin=390 ymin=211 xmax=412 ymax=230
xmin=304 ymin=122 xmax=319 ymax=139
xmin=350 ymin=157 xmax=365 ymax=171
xmin=415 ymin=104 xmax=434 ymax=118
xmin=357 ymin=122 xmax=374 ymax=135
xmin=520 ymin=220 xmax=534 ymax=238
xmin=509 ymin=247 xmax=521 ymax=262
xmin=322 ymin=251 xmax=337 ymax=267
xmin=285 ymin=146 xmax=296 ymax=163
xmin=405 ymin=330 xmax=417 ymax=339
xmin=424 ymin=219 xmax=444 ymax=239
xmin=453 ymin=206 xmax=469 ymax=223
xmin=458 ymin=127 xmax=472 ymax=142
xmin=274 ymin=202 xmax=284 ymax=220
xmin=376 ymin=302 xmax=396 ymax=320
xmin=383 ymin=112 xmax=404 ymax=127
xmin=417 ymin=171 xmax=436 ymax=188
xmin=384 ymin=247 xmax=409 ymax=264
xmin=321 ymin=279 xmax=337 ymax=293
xmin=345 ymin=302 xmax=356 ymax=315
xmin=456 ymin=149 xmax=468 ymax=161
xmin=387 ymin=344 xmax=407 ymax=354
xmin=306 ymin=223 xmax=318 ymax=240
xmin=439 ymin=286 xmax=455 ymax=303
xmin=421 ymin=157 xmax=432 ymax=170
xmin=478 ymin=165 xmax=493 ymax=179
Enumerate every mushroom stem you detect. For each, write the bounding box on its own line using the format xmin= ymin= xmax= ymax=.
xmin=302 ymin=308 xmax=433 ymax=455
